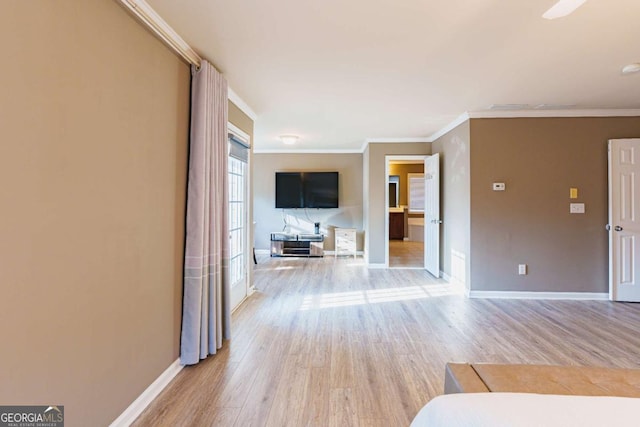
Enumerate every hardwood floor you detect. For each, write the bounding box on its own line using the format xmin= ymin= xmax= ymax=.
xmin=133 ymin=255 xmax=640 ymax=426
xmin=389 ymin=240 xmax=423 ymax=268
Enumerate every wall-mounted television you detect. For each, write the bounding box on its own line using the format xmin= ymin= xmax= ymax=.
xmin=275 ymin=172 xmax=339 ymax=209
xmin=275 ymin=172 xmax=304 ymax=208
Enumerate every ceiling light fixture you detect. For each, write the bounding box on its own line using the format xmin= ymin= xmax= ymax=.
xmin=543 ymin=0 xmax=587 ymax=20
xmin=280 ymin=135 xmax=299 ymax=145
xmin=622 ymin=63 xmax=640 ymax=75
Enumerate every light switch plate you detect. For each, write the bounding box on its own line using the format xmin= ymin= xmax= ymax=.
xmin=570 ymin=203 xmax=585 ymax=214
xmin=493 ymin=182 xmax=506 ymax=191
xmin=570 ymin=188 xmax=578 ymax=199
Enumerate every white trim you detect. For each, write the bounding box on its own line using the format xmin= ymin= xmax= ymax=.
xmin=441 ymin=271 xmax=451 ymax=282
xmin=387 ymin=155 xmax=429 ymax=161
xmin=367 ymin=263 xmax=387 ymax=269
xmin=428 ymin=113 xmax=470 ymax=142
xmin=366 ymin=137 xmax=432 ymax=144
xmin=360 ymin=138 xmax=432 ymax=153
xmin=118 ymin=0 xmax=201 ymax=67
xmin=110 ymin=359 xmax=183 ymax=427
xmin=255 ymin=109 xmax=640 ymax=155
xmin=384 ymin=157 xmax=390 ymax=268
xmin=467 ymin=109 xmax=640 ymax=119
xmin=468 ymin=291 xmax=609 ymax=300
xmin=254 ymin=249 xmax=270 ymax=255
xmin=228 ymin=87 xmax=257 ymax=121
xmin=253 ymin=148 xmax=362 ymax=154
xmin=324 ymin=250 xmax=363 ymax=255
xmin=426 ymin=109 xmax=640 ymax=144
xmin=228 ymin=122 xmax=250 ymax=144
xmin=385 ymin=155 xmax=428 ymax=269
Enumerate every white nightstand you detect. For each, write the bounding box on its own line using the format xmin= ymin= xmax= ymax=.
xmin=335 ymin=228 xmax=357 ymax=258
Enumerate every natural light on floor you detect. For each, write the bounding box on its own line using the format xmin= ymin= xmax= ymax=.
xmin=299 ymin=283 xmax=461 ymax=310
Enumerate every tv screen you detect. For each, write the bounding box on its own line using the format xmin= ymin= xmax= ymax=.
xmin=275 ymin=171 xmax=339 ymax=209
xmin=303 ymin=172 xmax=339 ymax=208
xmin=275 ymin=172 xmax=304 ymax=208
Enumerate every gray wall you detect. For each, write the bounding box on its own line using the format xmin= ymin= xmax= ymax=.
xmin=364 ymin=143 xmax=432 ymax=265
xmin=253 ymin=153 xmax=364 ymax=251
xmin=432 ymin=122 xmax=471 ymax=289
xmin=470 ymin=117 xmax=640 ymax=293
xmin=0 ymin=1 xmax=190 ymax=425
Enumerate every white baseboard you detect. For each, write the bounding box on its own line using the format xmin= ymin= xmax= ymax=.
xmin=440 ymin=270 xmax=470 ymax=296
xmin=110 ymin=358 xmax=183 ymax=426
xmin=468 ymin=291 xmax=609 ymax=300
xmin=324 ymin=250 xmax=363 ymax=256
xmin=254 ymin=249 xmax=270 ymax=255
xmin=367 ymin=263 xmax=387 ymax=269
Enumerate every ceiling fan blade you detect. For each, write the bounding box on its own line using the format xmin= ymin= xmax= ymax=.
xmin=543 ymin=0 xmax=588 ymax=19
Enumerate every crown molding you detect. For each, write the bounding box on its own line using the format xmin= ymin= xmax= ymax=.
xmin=119 ymin=0 xmax=202 ymax=67
xmin=468 ymin=109 xmax=640 ymax=119
xmin=253 ymin=148 xmax=363 ymax=154
xmin=365 ymin=137 xmax=432 ymax=143
xmin=360 ymin=137 xmax=432 ymax=153
xmin=228 ymin=87 xmax=257 ymax=121
xmin=426 ymin=109 xmax=640 ymax=143
xmin=427 ymin=112 xmax=470 ymax=142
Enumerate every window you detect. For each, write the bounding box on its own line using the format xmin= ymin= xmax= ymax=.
xmin=228 ymin=130 xmax=250 ymax=309
xmin=228 ymin=155 xmax=246 ymax=288
xmin=408 ymin=173 xmax=425 ymax=214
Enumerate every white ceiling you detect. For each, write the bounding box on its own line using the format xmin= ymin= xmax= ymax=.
xmin=147 ymin=0 xmax=640 ymax=151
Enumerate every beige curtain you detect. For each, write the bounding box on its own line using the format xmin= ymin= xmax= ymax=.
xmin=180 ymin=60 xmax=230 ymax=365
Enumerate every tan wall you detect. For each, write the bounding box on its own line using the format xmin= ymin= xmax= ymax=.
xmin=432 ymin=122 xmax=471 ymax=287
xmin=364 ymin=143 xmax=432 ymax=265
xmin=253 ymin=153 xmax=364 ymax=251
xmin=470 ymin=117 xmax=640 ymax=292
xmin=229 ymin=102 xmax=254 ymax=141
xmin=0 ymin=2 xmax=190 ymax=426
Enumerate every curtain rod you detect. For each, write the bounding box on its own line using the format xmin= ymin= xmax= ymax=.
xmin=119 ymin=0 xmax=202 ymax=68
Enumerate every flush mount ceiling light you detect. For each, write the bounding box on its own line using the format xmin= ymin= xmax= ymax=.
xmin=280 ymin=135 xmax=299 ymax=145
xmin=622 ymin=63 xmax=640 ymax=75
xmin=543 ymin=0 xmax=588 ymax=19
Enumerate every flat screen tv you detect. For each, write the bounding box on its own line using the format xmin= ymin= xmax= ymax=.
xmin=303 ymin=172 xmax=339 ymax=208
xmin=275 ymin=172 xmax=339 ymax=209
xmin=275 ymin=172 xmax=304 ymax=208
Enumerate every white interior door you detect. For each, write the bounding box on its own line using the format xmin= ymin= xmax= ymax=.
xmin=609 ymin=138 xmax=640 ymax=301
xmin=424 ymin=153 xmax=440 ymax=277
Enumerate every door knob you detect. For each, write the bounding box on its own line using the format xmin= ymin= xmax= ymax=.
xmin=615 ymin=225 xmax=623 ymax=231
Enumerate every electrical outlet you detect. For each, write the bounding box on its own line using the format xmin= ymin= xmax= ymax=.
xmin=518 ymin=264 xmax=527 ymax=275
xmin=493 ymin=182 xmax=506 ymax=191
xmin=570 ymin=203 xmax=585 ymax=214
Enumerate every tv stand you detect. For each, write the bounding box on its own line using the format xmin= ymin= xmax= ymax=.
xmin=270 ymin=233 xmax=324 ymax=257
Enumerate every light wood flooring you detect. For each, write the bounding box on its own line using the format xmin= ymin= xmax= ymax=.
xmin=389 ymin=240 xmax=423 ymax=268
xmin=133 ymin=255 xmax=640 ymax=426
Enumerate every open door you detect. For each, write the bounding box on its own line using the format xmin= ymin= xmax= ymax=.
xmin=609 ymin=138 xmax=640 ymax=301
xmin=424 ymin=153 xmax=440 ymax=278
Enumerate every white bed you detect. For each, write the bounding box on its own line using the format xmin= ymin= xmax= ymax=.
xmin=411 ymin=392 xmax=640 ymax=427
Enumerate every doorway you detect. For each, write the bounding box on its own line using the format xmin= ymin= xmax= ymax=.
xmin=385 ymin=156 xmax=426 ymax=268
